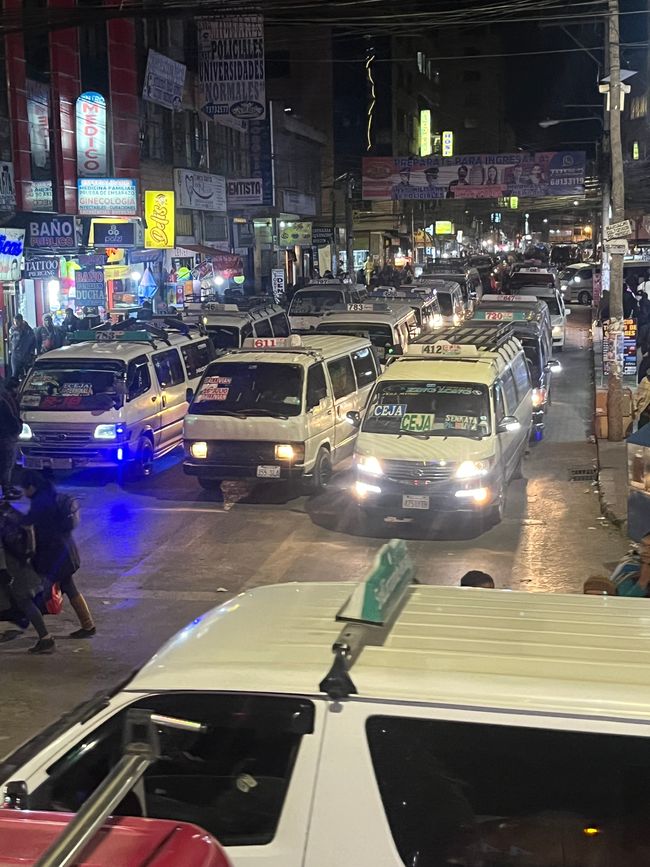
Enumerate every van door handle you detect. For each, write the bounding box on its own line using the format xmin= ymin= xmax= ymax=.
xmin=161 ymin=394 xmax=167 ymax=407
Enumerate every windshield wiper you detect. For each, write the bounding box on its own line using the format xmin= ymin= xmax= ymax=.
xmin=202 ymin=409 xmax=248 ymax=419
xmin=397 ymin=430 xmax=432 ymax=440
xmin=427 ymin=428 xmax=484 ymax=441
xmin=244 ymin=408 xmax=290 ymax=420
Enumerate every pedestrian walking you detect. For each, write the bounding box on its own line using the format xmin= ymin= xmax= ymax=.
xmin=35 ymin=314 xmax=62 ymax=354
xmin=0 ymin=378 xmax=22 ymax=501
xmin=20 ymin=470 xmax=95 ymax=639
xmin=0 ymin=505 xmax=53 ymax=653
xmin=638 ymin=271 xmax=650 ymax=300
xmin=9 ymin=314 xmax=36 ymax=379
xmin=59 ymin=307 xmax=82 ymax=336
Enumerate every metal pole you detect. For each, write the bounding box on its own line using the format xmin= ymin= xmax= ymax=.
xmin=600 ymin=26 xmax=611 ymax=311
xmin=606 ymin=0 xmax=625 ymax=441
xmin=331 ymin=188 xmax=338 ymax=276
xmin=35 ymin=748 xmax=154 ymax=867
xmin=345 ymin=174 xmax=354 ymax=278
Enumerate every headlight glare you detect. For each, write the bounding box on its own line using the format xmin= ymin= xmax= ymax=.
xmin=275 ymin=444 xmax=294 ymax=460
xmin=455 ymin=459 xmax=490 ymax=479
xmin=356 ymin=454 xmax=383 ymax=476
xmin=19 ymin=423 xmax=32 ymax=441
xmin=190 ymin=441 xmax=208 ymax=459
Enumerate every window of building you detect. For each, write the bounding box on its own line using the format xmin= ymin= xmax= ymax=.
xmin=152 ymin=349 xmax=185 ymax=388
xmin=176 ymin=210 xmax=193 ymax=238
xmin=463 ymin=69 xmax=481 ymax=83
xmin=367 ymin=715 xmax=650 ymax=867
xmin=417 ymin=51 xmax=426 ymax=74
xmin=327 ymin=356 xmax=356 ymax=400
xmin=29 ymin=693 xmax=313 ymax=848
xmin=141 ymin=103 xmax=172 ymax=162
xmin=631 ymin=95 xmax=648 ymax=119
xmin=173 ymin=111 xmax=190 ymax=166
xmin=464 ymin=94 xmax=480 ymax=107
xmin=203 ymin=214 xmax=229 ymax=244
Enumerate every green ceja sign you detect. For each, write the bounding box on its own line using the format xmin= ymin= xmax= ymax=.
xmin=339 ymin=539 xmax=415 ymax=625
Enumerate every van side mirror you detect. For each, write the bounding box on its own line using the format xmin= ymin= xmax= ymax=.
xmin=565 ymin=308 xmax=571 ymax=315
xmin=346 ymin=410 xmax=361 ymax=428
xmin=547 ymin=359 xmax=562 ymax=372
xmin=497 ymin=416 xmax=521 ymax=434
xmin=185 ymin=387 xmax=194 ymax=403
xmin=386 ymin=344 xmax=403 ymax=357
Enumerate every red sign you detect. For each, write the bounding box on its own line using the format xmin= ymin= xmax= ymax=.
xmin=76 ymin=92 xmax=107 ymax=177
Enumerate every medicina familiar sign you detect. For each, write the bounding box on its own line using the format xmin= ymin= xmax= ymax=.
xmin=198 ymin=15 xmax=266 ymax=120
xmin=75 ymin=91 xmax=107 ymax=177
xmin=78 ymin=178 xmax=138 ymax=216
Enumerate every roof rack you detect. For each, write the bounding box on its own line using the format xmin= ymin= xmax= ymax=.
xmin=26 ymin=710 xmax=206 ymax=867
xmin=320 ymin=540 xmax=416 ymax=701
xmin=67 ymin=316 xmax=204 ymax=348
xmin=417 ymin=323 xmax=514 ymax=351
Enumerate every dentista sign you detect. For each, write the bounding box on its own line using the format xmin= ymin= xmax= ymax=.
xmin=76 ymin=91 xmax=107 ymax=177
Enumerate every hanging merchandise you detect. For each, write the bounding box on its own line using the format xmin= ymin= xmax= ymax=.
xmin=138 ymin=264 xmax=158 ymax=300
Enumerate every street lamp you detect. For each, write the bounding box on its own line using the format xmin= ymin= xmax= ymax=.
xmin=539 ymin=116 xmax=604 ymax=129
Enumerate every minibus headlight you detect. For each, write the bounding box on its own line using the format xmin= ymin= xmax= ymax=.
xmin=356 ymin=454 xmax=383 ymax=476
xmin=190 ymin=441 xmax=208 ymax=459
xmin=94 ymin=424 xmax=117 ymax=440
xmin=19 ymin=423 xmax=32 ymax=441
xmin=455 ymin=459 xmax=490 ymax=480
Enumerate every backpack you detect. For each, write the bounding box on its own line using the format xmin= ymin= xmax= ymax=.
xmin=1 ymin=521 xmax=35 ymax=563
xmin=55 ymin=493 xmax=80 ymax=533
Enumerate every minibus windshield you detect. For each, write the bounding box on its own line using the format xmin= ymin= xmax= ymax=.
xmin=21 ymin=362 xmax=125 ymax=411
xmin=364 ymin=381 xmax=491 ymax=437
xmin=190 ymin=362 xmax=303 ymax=418
xmin=289 ymin=290 xmax=344 ymax=315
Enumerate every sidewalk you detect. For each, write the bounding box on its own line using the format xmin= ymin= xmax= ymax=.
xmin=592 ymin=324 xmax=630 ymax=533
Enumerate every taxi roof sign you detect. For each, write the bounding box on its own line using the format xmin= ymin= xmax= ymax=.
xmin=242 ymin=335 xmax=303 ymax=349
xmin=336 ymin=539 xmax=415 ymax=626
xmin=473 ymin=309 xmax=532 ymax=322
xmin=407 ymin=340 xmax=479 ymax=357
xmin=67 ymin=330 xmax=152 ymax=343
xmin=482 ymin=294 xmax=534 ymax=303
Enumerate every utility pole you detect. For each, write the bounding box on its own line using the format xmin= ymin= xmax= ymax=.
xmin=606 ymin=0 xmax=625 ymax=441
xmin=345 ymin=173 xmax=354 ymax=278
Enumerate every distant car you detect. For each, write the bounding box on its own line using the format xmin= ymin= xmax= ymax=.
xmin=559 ymin=264 xmax=598 ymax=305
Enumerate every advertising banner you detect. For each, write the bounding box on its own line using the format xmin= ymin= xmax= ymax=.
xmin=312 ymin=226 xmax=333 ymax=247
xmin=174 ymin=169 xmax=226 ymax=212
xmin=279 ymin=222 xmax=312 ymax=247
xmin=142 ymin=50 xmax=186 ymax=111
xmin=26 ymin=79 xmax=51 ymax=181
xmin=26 ymin=215 xmax=77 ymax=251
xmin=75 ymin=267 xmax=106 ymax=307
xmin=0 ymin=229 xmax=25 ymax=281
xmin=76 ymin=92 xmax=107 ymax=177
xmin=226 ymin=177 xmax=263 ymax=206
xmin=93 ymin=221 xmax=136 ymax=247
xmin=0 ymin=162 xmax=16 ymax=210
xmin=144 ymin=191 xmax=175 ymax=249
xmin=78 ymin=178 xmax=138 ymax=216
xmin=362 ymin=151 xmax=586 ymax=200
xmin=248 ymin=114 xmax=274 ymax=207
xmin=603 ymin=318 xmax=637 ymax=377
xmin=198 ymin=15 xmax=266 ymax=120
xmin=24 ymin=257 xmax=59 ymax=280
xmin=24 ymin=181 xmax=53 ymax=212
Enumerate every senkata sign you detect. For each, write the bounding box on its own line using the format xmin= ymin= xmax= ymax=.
xmin=198 ymin=15 xmax=266 ymax=120
xmin=0 ymin=229 xmax=25 ymax=281
xmin=226 ymin=177 xmax=263 ymax=206
xmin=24 ymin=257 xmax=59 ymax=279
xmin=144 ymin=190 xmax=175 ymax=249
xmin=26 ymin=215 xmax=77 ymax=251
xmin=78 ymin=178 xmax=138 ymax=216
xmin=76 ymin=92 xmax=107 ymax=177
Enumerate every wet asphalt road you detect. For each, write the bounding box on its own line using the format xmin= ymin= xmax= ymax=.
xmin=1 ymin=305 xmax=628 ymax=757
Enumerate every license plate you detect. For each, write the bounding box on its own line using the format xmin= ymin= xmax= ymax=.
xmin=256 ymin=465 xmax=281 ymax=479
xmin=402 ymin=494 xmax=430 ymax=510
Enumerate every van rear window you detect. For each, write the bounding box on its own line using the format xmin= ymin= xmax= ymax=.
xmin=367 ymin=715 xmax=650 ymax=867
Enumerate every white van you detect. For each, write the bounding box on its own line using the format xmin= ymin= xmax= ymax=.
xmin=369 ymin=287 xmax=443 ymax=333
xmin=515 ymin=285 xmax=570 ymax=350
xmin=418 ymin=279 xmax=466 ymax=327
xmin=184 ymin=300 xmax=290 ymax=355
xmin=350 ymin=324 xmax=533 ymax=524
xmin=183 ymin=334 xmax=378 ymax=492
xmin=314 ymin=302 xmax=419 ymax=364
xmin=18 ymin=321 xmax=215 ymax=478
xmin=5 ymin=542 xmax=650 ymax=867
xmin=288 ymin=281 xmax=367 ymax=332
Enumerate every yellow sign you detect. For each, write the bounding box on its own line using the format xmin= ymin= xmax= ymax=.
xmin=509 ymin=196 xmax=519 ymax=209
xmin=435 ymin=220 xmax=454 ymax=235
xmin=633 ymin=141 xmax=640 ymax=160
xmin=419 ymin=110 xmax=432 ymax=157
xmin=442 ymin=130 xmax=454 ymax=157
xmin=279 ymin=221 xmax=312 ymax=247
xmin=144 ymin=190 xmax=175 ymax=249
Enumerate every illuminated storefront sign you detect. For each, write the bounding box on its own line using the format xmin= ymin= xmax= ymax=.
xmin=144 ymin=191 xmax=175 ymax=249
xmin=419 ymin=110 xmax=432 ymax=157
xmin=442 ymin=130 xmax=454 ymax=157
xmin=76 ymin=92 xmax=107 ymax=178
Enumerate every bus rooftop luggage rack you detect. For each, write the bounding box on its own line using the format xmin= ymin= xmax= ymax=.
xmin=419 ymin=323 xmax=514 ymax=351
